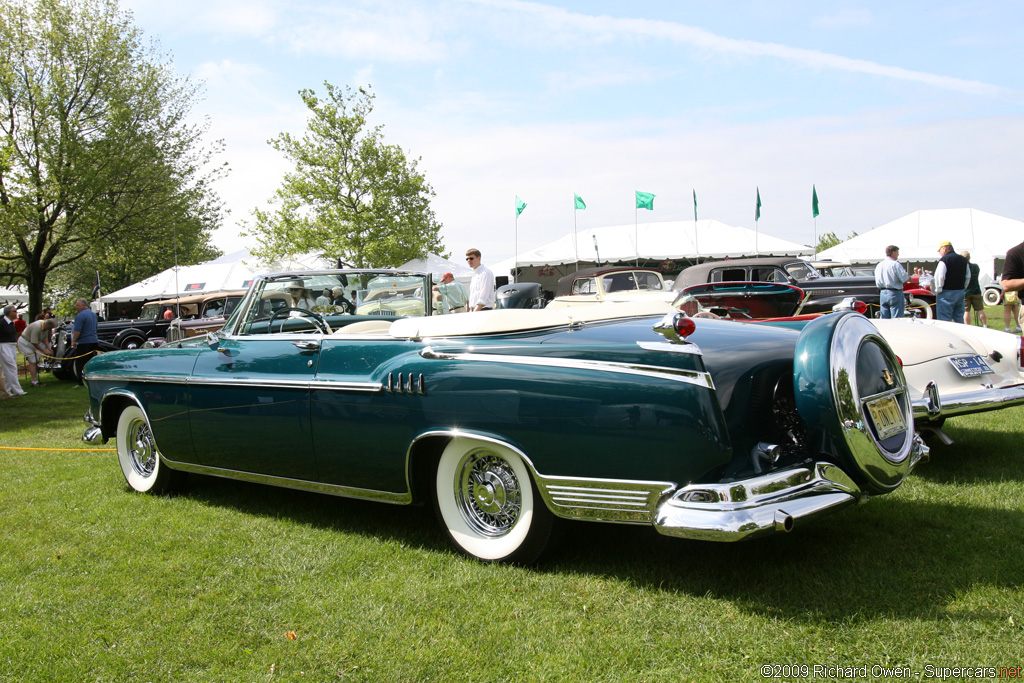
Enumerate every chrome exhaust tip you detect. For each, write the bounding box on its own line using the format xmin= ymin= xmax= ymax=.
xmin=774 ymin=510 xmax=794 ymax=533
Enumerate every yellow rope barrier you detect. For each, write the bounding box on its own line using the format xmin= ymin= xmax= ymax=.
xmin=0 ymin=446 xmax=115 ymax=452
xmin=35 ymin=349 xmax=104 ymax=361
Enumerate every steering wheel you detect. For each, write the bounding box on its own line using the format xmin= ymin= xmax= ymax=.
xmin=268 ymin=307 xmax=332 ymax=334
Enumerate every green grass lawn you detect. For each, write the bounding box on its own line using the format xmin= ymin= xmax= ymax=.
xmin=1 ymin=376 xmax=1022 ymax=682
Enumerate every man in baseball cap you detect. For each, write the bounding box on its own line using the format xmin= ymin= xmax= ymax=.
xmin=432 ymin=272 xmax=469 ymax=314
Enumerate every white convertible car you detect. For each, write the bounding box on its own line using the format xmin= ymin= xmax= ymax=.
xmin=871 ymin=317 xmax=1024 ymax=442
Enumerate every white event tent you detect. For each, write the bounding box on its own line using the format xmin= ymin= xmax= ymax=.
xmin=492 ymin=219 xmax=813 ymax=279
xmin=517 ymin=219 xmax=812 ymax=266
xmin=0 ymin=285 xmax=28 ymax=305
xmin=99 ymin=250 xmax=332 ymax=303
xmin=817 ymin=209 xmax=1023 ymax=285
xmin=398 ymin=253 xmax=475 ymax=286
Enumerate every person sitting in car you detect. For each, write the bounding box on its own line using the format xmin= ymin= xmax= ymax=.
xmin=286 ymin=281 xmax=316 ymax=309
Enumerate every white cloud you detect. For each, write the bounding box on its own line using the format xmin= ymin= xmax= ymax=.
xmin=811 ymin=9 xmax=874 ymax=30
xmin=466 ymin=0 xmax=1017 ymax=99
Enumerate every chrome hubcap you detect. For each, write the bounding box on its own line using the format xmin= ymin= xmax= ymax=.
xmin=126 ymin=419 xmax=157 ymax=477
xmin=455 ymin=451 xmax=521 ymax=537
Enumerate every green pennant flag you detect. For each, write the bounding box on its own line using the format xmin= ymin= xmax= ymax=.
xmin=755 ymin=187 xmax=762 ymax=221
xmin=635 ymin=191 xmax=655 ymax=210
xmin=574 ymin=193 xmax=586 ymax=210
xmin=515 ymin=196 xmax=527 ymax=217
xmin=693 ymin=189 xmax=698 ymax=222
xmin=812 ymin=184 xmax=819 ymax=218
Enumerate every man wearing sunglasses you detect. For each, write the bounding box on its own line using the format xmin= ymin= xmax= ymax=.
xmin=465 ymin=249 xmax=495 ymax=311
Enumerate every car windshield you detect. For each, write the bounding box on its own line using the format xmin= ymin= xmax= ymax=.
xmin=600 ymin=271 xmax=665 ymax=293
xmin=231 ymin=271 xmax=431 ymax=336
xmin=785 ymin=263 xmax=821 ymax=280
xmin=139 ymin=303 xmax=162 ymax=319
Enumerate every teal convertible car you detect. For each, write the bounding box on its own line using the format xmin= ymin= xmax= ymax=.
xmin=83 ymin=269 xmax=928 ymax=564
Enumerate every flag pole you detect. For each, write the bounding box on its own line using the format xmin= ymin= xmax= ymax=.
xmin=634 ymin=206 xmax=639 ymax=266
xmin=573 ymin=205 xmax=579 ymax=271
xmin=514 ymin=212 xmax=518 ymax=283
xmin=754 ymin=187 xmax=761 ymax=255
xmin=692 ymin=189 xmax=699 ymax=263
xmin=811 ymin=184 xmax=820 ymax=257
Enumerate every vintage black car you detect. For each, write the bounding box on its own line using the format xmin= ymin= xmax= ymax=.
xmin=674 ymin=257 xmax=932 ymax=317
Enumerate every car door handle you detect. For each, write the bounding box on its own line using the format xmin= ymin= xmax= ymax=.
xmin=291 ymin=340 xmax=320 ymax=352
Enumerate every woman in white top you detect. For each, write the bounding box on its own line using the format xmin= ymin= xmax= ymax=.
xmin=286 ymin=281 xmax=317 ymax=309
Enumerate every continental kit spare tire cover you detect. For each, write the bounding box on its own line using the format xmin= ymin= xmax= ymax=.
xmin=792 ymin=312 xmax=916 ymax=495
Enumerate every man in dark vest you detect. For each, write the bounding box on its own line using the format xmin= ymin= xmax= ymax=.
xmin=934 ymin=241 xmax=970 ymax=323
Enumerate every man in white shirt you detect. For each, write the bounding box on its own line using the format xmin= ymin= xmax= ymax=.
xmin=466 ymin=249 xmax=495 ymax=311
xmin=0 ymin=305 xmax=26 ymax=397
xmin=874 ymin=244 xmax=908 ymax=318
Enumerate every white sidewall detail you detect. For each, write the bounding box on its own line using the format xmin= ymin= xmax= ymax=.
xmin=116 ymin=405 xmax=160 ymax=493
xmin=908 ymin=298 xmax=933 ymax=319
xmin=435 ymin=438 xmax=535 ymax=561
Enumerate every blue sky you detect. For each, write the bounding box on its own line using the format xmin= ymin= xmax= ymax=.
xmin=125 ymin=0 xmax=1024 ymax=265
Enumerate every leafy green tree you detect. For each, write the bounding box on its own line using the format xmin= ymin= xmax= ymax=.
xmin=246 ymin=83 xmax=445 ymax=268
xmin=815 ymin=230 xmax=858 ymax=253
xmin=45 ymin=213 xmax=221 ymax=312
xmin=0 ymin=0 xmax=225 ymax=318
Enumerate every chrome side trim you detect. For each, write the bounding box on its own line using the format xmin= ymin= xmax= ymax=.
xmin=188 ymin=377 xmax=313 ymax=389
xmin=636 ymin=341 xmax=703 ymax=356
xmin=310 ymin=379 xmax=383 ymax=393
xmin=87 ymin=374 xmax=382 ymax=393
xmin=654 ymin=462 xmax=864 ymax=541
xmin=161 ymin=458 xmax=412 ymax=505
xmin=85 ymin=373 xmax=189 ymax=385
xmin=419 ymin=347 xmax=714 ymax=389
xmin=535 ymin=475 xmax=675 ymax=524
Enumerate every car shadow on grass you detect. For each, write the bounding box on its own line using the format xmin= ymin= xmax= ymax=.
xmin=172 ymin=474 xmax=449 ymax=556
xmin=545 ymin=489 xmax=1023 ymax=623
xmin=166 ymin=468 xmax=1023 ymax=625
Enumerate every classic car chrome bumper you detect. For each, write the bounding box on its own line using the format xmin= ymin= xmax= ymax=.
xmin=654 ymin=462 xmax=867 ymax=541
xmin=911 ymin=380 xmax=1024 ymax=422
xmin=82 ymin=410 xmax=103 ymax=443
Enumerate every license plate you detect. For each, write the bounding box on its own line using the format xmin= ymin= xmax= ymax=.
xmin=949 ymin=355 xmax=994 ymax=378
xmin=866 ymin=395 xmax=907 ymax=441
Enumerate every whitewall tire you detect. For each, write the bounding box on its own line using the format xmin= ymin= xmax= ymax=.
xmin=907 ymin=297 xmax=933 ymax=319
xmin=116 ymin=405 xmax=182 ymax=494
xmin=434 ymin=437 xmax=555 ymax=564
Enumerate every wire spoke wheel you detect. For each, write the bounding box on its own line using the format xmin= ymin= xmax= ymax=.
xmin=456 ymin=452 xmax=522 ymax=536
xmin=116 ymin=405 xmax=184 ymax=494
xmin=434 ymin=437 xmax=556 ymax=564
